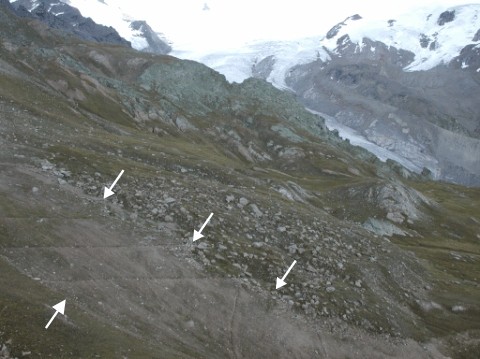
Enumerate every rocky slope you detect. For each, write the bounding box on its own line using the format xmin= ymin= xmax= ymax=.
xmin=0 ymin=3 xmax=479 ymax=358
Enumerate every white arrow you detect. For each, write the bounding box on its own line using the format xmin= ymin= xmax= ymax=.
xmin=45 ymin=299 xmax=66 ymax=329
xmin=193 ymin=212 xmax=214 ymax=241
xmin=103 ymin=170 xmax=124 ymax=199
xmin=276 ymin=260 xmax=297 ymax=289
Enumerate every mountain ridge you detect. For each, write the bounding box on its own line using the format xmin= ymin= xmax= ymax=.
xmin=9 ymin=0 xmax=172 ymax=54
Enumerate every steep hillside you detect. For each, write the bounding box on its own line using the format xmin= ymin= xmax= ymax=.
xmin=0 ymin=3 xmax=479 ymax=358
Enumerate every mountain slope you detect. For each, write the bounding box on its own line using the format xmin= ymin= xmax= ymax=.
xmin=11 ymin=0 xmax=131 ymax=47
xmin=10 ymin=0 xmax=171 ymax=54
xmin=0 ymin=3 xmax=479 ymax=358
xmin=173 ymin=4 xmax=480 ymax=186
xmin=285 ymin=5 xmax=480 ymax=186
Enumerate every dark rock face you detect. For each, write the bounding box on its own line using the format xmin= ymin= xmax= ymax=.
xmin=451 ymin=44 xmax=480 ymax=70
xmin=252 ymin=55 xmax=276 ymax=80
xmin=326 ymin=14 xmax=362 ymax=39
xmin=130 ymin=20 xmax=171 ymax=54
xmin=473 ymin=28 xmax=480 ymax=42
xmin=326 ymin=23 xmax=343 ymax=39
xmin=419 ymin=34 xmax=430 ymax=48
xmin=437 ymin=10 xmax=455 ymax=25
xmin=419 ymin=33 xmax=438 ymax=51
xmin=0 ymin=0 xmax=11 ymax=8
xmin=11 ymin=0 xmax=130 ymax=47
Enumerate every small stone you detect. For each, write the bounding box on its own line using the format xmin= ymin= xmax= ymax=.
xmin=326 ymin=286 xmax=336 ymax=293
xmin=288 ymin=244 xmax=298 ymax=254
xmin=252 ymin=242 xmax=264 ymax=248
xmin=57 ymin=178 xmax=67 ymax=185
xmin=164 ymin=215 xmax=174 ymax=222
xmin=226 ymin=195 xmax=235 ymax=203
xmin=164 ymin=197 xmax=176 ymax=204
xmin=32 ymin=187 xmax=39 ymax=193
xmin=197 ymin=242 xmax=208 ymax=250
xmin=59 ymin=169 xmax=71 ymax=178
xmin=185 ymin=320 xmax=195 ymax=328
xmin=41 ymin=159 xmax=54 ymax=170
xmin=239 ymin=197 xmax=249 ymax=207
xmin=278 ymin=226 xmax=287 ymax=233
xmin=387 ymin=212 xmax=405 ymax=224
xmin=451 ymin=305 xmax=466 ymax=313
xmin=249 ymin=204 xmax=263 ymax=217
xmin=355 ymin=280 xmax=362 ymax=288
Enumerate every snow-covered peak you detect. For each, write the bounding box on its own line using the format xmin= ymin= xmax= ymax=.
xmin=172 ymin=4 xmax=480 ymax=88
xmin=323 ymin=4 xmax=480 ymax=71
